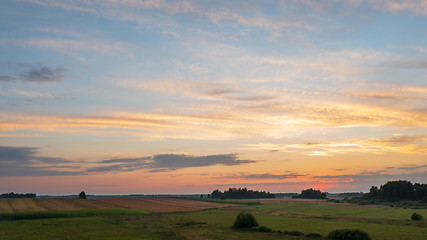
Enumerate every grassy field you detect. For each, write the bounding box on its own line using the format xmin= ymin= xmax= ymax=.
xmin=174 ymin=196 xmax=261 ymax=205
xmin=0 ymin=208 xmax=149 ymax=221
xmin=241 ymin=202 xmax=427 ymax=219
xmin=0 ymin=198 xmax=426 ymax=240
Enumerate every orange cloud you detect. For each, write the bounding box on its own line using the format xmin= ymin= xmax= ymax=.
xmin=243 ymin=134 xmax=427 ymax=156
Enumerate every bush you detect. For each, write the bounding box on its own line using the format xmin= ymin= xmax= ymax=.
xmin=411 ymin=212 xmax=423 ymax=221
xmin=232 ymin=212 xmax=258 ymax=228
xmin=307 ymin=233 xmax=323 ymax=238
xmin=327 ymin=229 xmax=371 ymax=240
xmin=256 ymin=225 xmax=273 ymax=232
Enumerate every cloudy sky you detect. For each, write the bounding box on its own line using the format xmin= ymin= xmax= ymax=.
xmin=1 ymin=0 xmax=426 ymax=195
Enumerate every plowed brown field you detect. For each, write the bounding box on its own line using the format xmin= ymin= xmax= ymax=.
xmin=0 ymin=198 xmax=235 ymax=213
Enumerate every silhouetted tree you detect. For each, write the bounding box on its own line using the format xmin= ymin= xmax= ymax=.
xmin=211 ymin=189 xmax=223 ymax=199
xmin=293 ymin=188 xmax=326 ymax=199
xmin=362 ymin=186 xmax=380 ymax=200
xmin=78 ymin=191 xmax=87 ymax=199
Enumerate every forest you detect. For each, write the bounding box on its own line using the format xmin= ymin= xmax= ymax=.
xmin=0 ymin=192 xmax=36 ymax=198
xmin=362 ymin=180 xmax=427 ymax=202
xmin=210 ymin=187 xmax=275 ymax=199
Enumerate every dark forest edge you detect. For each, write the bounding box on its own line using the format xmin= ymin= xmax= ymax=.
xmin=338 ymin=180 xmax=427 ymax=208
xmin=0 ymin=192 xmax=36 ymax=198
xmin=292 ymin=188 xmax=326 ymax=199
xmin=209 ymin=187 xmax=275 ymax=199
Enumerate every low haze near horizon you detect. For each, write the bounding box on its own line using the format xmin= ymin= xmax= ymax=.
xmin=0 ymin=0 xmax=426 ymax=195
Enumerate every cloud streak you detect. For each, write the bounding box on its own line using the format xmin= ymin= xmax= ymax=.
xmin=230 ymin=172 xmax=305 ymax=180
xmin=243 ymin=134 xmax=427 ymax=155
xmin=0 ymin=146 xmax=81 ymax=177
xmin=0 ymin=66 xmax=66 ymax=83
xmin=0 ymin=146 xmax=255 ymax=176
xmin=20 ymin=0 xmax=316 ymax=30
xmin=88 ymin=153 xmax=254 ymax=173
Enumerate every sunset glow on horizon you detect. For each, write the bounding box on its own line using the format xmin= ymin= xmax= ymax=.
xmin=1 ymin=0 xmax=426 ymax=195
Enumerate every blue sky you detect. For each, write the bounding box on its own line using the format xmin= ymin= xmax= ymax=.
xmin=0 ymin=0 xmax=426 ymax=194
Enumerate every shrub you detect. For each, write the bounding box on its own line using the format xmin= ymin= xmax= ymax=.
xmin=327 ymin=229 xmax=371 ymax=240
xmin=307 ymin=233 xmax=323 ymax=238
xmin=411 ymin=212 xmax=423 ymax=221
xmin=232 ymin=212 xmax=258 ymax=228
xmin=257 ymin=225 xmax=273 ymax=232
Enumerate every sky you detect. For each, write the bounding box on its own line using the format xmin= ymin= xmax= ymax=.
xmin=0 ymin=0 xmax=426 ymax=195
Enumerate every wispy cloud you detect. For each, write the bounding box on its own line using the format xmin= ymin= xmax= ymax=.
xmin=12 ymin=88 xmax=59 ymax=99
xmin=229 ymin=172 xmax=305 ymax=180
xmin=26 ymin=38 xmax=125 ymax=53
xmin=243 ymin=134 xmax=427 ymax=156
xmin=20 ymin=0 xmax=315 ymax=30
xmin=371 ymin=0 xmax=427 ymax=15
xmin=18 ymin=0 xmax=96 ymax=13
xmin=0 ymin=66 xmax=66 ymax=83
xmin=313 ymin=164 xmax=427 ymax=187
xmin=1 ymin=82 xmax=427 ymax=140
xmin=117 ymin=79 xmax=277 ymax=103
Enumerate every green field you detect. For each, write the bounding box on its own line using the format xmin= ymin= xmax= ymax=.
xmin=174 ymin=196 xmax=261 ymax=205
xmin=0 ymin=200 xmax=426 ymax=240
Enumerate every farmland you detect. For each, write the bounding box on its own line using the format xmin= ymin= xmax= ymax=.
xmin=0 ymin=197 xmax=426 ymax=240
xmin=0 ymin=197 xmax=235 ymax=213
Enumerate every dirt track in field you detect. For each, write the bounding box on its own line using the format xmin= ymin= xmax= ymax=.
xmin=0 ymin=198 xmax=235 ymax=213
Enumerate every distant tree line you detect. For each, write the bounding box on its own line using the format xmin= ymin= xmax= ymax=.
xmin=210 ymin=187 xmax=275 ymax=199
xmin=274 ymin=193 xmax=298 ymax=198
xmin=0 ymin=192 xmax=36 ymax=198
xmin=338 ymin=192 xmax=363 ymax=198
xmin=292 ymin=188 xmax=326 ymax=199
xmin=362 ymin=180 xmax=427 ymax=202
